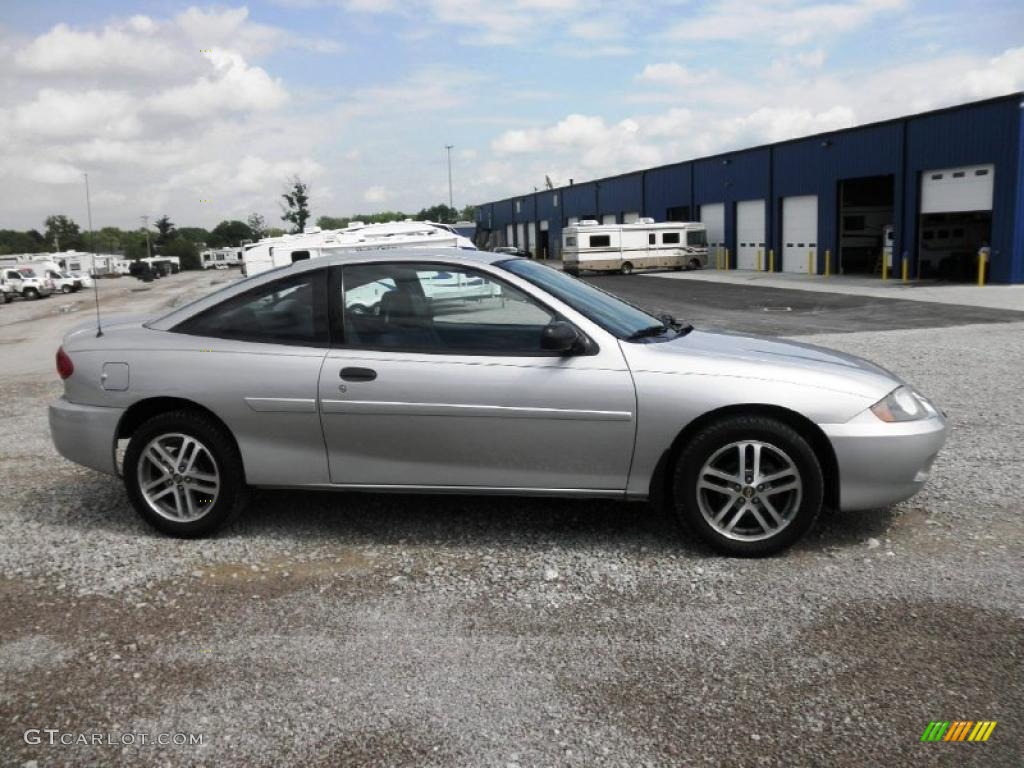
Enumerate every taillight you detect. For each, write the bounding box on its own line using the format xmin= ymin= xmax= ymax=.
xmin=56 ymin=347 xmax=74 ymax=380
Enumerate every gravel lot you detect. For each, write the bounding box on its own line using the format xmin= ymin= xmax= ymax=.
xmin=1 ymin=272 xmax=1021 ymax=767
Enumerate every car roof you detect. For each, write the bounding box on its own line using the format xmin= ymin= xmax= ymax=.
xmin=147 ymin=247 xmax=513 ymax=331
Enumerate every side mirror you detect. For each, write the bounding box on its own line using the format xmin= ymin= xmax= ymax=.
xmin=541 ymin=320 xmax=582 ymax=354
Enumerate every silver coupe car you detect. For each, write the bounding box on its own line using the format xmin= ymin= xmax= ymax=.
xmin=49 ymin=249 xmax=948 ymax=555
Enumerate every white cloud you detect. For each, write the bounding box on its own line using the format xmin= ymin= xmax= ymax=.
xmin=148 ymin=51 xmax=288 ymax=118
xmin=11 ymin=89 xmax=141 ymax=140
xmin=363 ymin=185 xmax=391 ymax=203
xmin=667 ymin=0 xmax=909 ymax=46
xmin=637 ymin=62 xmax=718 ymax=87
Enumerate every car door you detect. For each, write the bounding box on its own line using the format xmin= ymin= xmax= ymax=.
xmin=318 ymin=260 xmax=637 ymax=491
xmin=167 ymin=268 xmax=332 ymax=486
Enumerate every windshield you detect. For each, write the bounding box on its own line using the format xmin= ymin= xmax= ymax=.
xmin=499 ymin=259 xmax=666 ymax=339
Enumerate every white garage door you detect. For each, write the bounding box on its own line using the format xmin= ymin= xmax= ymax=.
xmin=736 ymin=199 xmax=765 ymax=270
xmin=921 ymin=164 xmax=994 ymax=214
xmin=782 ymin=195 xmax=818 ymax=273
xmin=526 ymin=221 xmax=537 ymax=256
xmin=623 ymin=211 xmax=640 ymax=224
xmin=505 ymin=224 xmax=514 ymax=247
xmin=516 ymin=222 xmax=525 ymax=248
xmin=700 ymin=203 xmax=725 ymax=250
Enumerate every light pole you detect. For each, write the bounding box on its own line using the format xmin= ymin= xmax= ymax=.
xmin=140 ymin=215 xmax=152 ymax=259
xmin=84 ymin=173 xmax=102 ymax=336
xmin=445 ymin=144 xmax=454 ymax=214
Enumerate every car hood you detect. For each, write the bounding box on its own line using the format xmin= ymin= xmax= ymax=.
xmin=620 ymin=328 xmax=902 ymax=399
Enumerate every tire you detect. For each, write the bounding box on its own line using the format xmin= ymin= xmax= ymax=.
xmin=123 ymin=409 xmax=248 ymax=537
xmin=620 ymin=261 xmax=634 ymax=275
xmin=24 ymin=288 xmax=39 ymax=300
xmin=689 ymin=258 xmax=702 ymax=270
xmin=61 ymin=285 xmax=72 ymax=294
xmin=564 ymin=267 xmax=579 ymax=276
xmin=672 ymin=415 xmax=823 ymax=556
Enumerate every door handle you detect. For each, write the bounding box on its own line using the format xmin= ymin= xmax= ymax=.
xmin=340 ymin=367 xmax=377 ymax=382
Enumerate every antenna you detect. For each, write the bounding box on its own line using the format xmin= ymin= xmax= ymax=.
xmin=545 ymin=175 xmax=554 ymax=190
xmin=83 ymin=173 xmax=102 ymax=337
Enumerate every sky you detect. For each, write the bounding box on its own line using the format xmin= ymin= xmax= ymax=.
xmin=1 ymin=0 xmax=1023 ymax=232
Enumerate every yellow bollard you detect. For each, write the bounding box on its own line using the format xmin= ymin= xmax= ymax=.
xmin=768 ymin=249 xmax=774 ymax=273
xmin=977 ymin=249 xmax=988 ymax=286
xmin=725 ymin=247 xmax=730 ymax=271
xmin=756 ymin=249 xmax=762 ymax=272
xmin=807 ymin=250 xmax=813 ymax=275
xmin=882 ymin=253 xmax=888 ymax=281
xmin=824 ymin=249 xmax=831 ymax=277
xmin=901 ymin=255 xmax=909 ymax=283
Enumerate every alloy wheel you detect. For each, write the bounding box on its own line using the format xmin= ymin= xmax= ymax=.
xmin=696 ymin=440 xmax=802 ymax=542
xmin=137 ymin=432 xmax=220 ymax=522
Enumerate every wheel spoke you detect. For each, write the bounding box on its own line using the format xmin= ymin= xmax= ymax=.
xmin=723 ymin=503 xmax=747 ymax=533
xmin=184 ymin=488 xmax=197 ymax=519
xmin=142 ymin=472 xmax=170 ymax=491
xmin=764 ymin=480 xmax=800 ymax=496
xmin=760 ymin=495 xmax=785 ymax=527
xmin=759 ymin=467 xmax=797 ymax=486
xmin=736 ymin=444 xmax=747 ymax=477
xmin=149 ymin=485 xmax=175 ymax=502
xmin=701 ymin=467 xmax=739 ymax=487
xmin=170 ymin=486 xmax=185 ymax=519
xmin=181 ymin=439 xmax=202 ymax=474
xmin=749 ymin=506 xmax=772 ymax=534
xmin=751 ymin=443 xmax=763 ymax=482
xmin=712 ymin=493 xmax=741 ymax=525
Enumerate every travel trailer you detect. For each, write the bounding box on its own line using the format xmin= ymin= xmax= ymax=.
xmin=561 ymin=219 xmax=708 ymax=275
xmin=200 ymin=247 xmax=243 ymax=270
xmin=241 ymin=221 xmax=476 ymax=277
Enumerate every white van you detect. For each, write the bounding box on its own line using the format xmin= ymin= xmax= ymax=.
xmin=562 ymin=219 xmax=708 ymax=275
xmin=3 ymin=267 xmax=54 ymax=299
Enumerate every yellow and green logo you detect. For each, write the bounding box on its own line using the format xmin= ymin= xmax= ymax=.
xmin=921 ymin=721 xmax=997 ymax=742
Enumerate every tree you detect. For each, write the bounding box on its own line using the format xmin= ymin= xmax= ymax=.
xmin=459 ymin=204 xmax=476 ymax=221
xmin=208 ymin=220 xmax=254 ymax=248
xmin=316 ymin=215 xmax=348 ymax=230
xmin=161 ymin=237 xmax=201 ymax=270
xmin=154 ymin=215 xmax=176 ymax=246
xmin=280 ymin=176 xmax=311 ymax=233
xmin=0 ymin=229 xmax=46 ymax=255
xmin=247 ymin=212 xmax=267 ymax=240
xmin=44 ymin=215 xmax=83 ymax=252
xmin=176 ymin=227 xmax=211 ymax=246
xmin=416 ymin=204 xmax=458 ymax=224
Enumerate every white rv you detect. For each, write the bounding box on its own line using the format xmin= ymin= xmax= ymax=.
xmin=241 ymin=221 xmax=476 ymax=278
xmin=561 ymin=219 xmax=708 ymax=275
xmin=200 ymin=248 xmax=243 ymax=270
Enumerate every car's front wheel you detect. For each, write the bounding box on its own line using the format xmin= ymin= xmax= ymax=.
xmin=672 ymin=415 xmax=823 ymax=556
xmin=124 ymin=410 xmax=248 ymax=537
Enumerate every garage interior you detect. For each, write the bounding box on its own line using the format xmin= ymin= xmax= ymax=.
xmin=838 ymin=175 xmax=894 ymax=275
xmin=917 ymin=165 xmax=994 ymax=281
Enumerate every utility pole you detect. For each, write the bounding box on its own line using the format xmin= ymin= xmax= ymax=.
xmin=84 ymin=173 xmax=102 ymax=336
xmin=445 ymin=144 xmax=454 ymax=214
xmin=140 ymin=215 xmax=152 ymax=259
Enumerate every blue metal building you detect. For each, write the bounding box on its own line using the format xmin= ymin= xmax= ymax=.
xmin=474 ymin=93 xmax=1024 ymax=284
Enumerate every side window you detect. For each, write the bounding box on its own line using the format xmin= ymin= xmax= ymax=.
xmin=291 ymin=250 xmax=310 ymax=263
xmin=648 ymin=233 xmax=656 ymax=245
xmin=589 ymin=235 xmax=611 ymax=247
xmin=662 ymin=232 xmax=680 ymax=244
xmin=174 ymin=270 xmax=327 ymax=346
xmin=686 ymin=230 xmax=707 ymax=246
xmin=339 ymin=263 xmax=556 ymax=355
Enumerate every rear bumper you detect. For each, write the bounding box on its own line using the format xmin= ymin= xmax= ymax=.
xmin=49 ymin=397 xmax=124 ymax=476
xmin=822 ymin=412 xmax=949 ymax=511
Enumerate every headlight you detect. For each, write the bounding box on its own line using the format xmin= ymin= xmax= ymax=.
xmin=870 ymin=385 xmax=935 ymax=422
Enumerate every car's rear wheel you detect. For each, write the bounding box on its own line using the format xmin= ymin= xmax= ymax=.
xmin=672 ymin=415 xmax=823 ymax=556
xmin=124 ymin=410 xmax=247 ymax=537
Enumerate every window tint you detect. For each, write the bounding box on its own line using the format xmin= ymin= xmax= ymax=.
xmin=500 ymin=259 xmax=663 ymax=339
xmin=339 ymin=263 xmax=555 ymax=354
xmin=589 ymin=235 xmax=611 ymax=247
xmin=565 ymin=236 xmax=577 ymax=247
xmin=662 ymin=232 xmax=680 ymax=244
xmin=291 ymin=250 xmax=310 ymax=263
xmin=174 ymin=270 xmax=327 ymax=346
xmin=687 ymin=230 xmax=707 ymax=246
xmin=648 ymin=233 xmax=656 ymax=245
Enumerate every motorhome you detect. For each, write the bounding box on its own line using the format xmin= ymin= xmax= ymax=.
xmin=241 ymin=220 xmax=476 ymax=277
xmin=561 ymin=219 xmax=708 ymax=275
xmin=200 ymin=247 xmax=243 ymax=270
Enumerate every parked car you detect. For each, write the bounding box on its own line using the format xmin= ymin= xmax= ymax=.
xmin=3 ymin=267 xmax=53 ymax=299
xmin=493 ymin=245 xmax=531 ymax=258
xmin=49 ymin=249 xmax=948 ymax=555
xmin=69 ymin=271 xmax=94 ymax=289
xmin=0 ymin=275 xmax=13 ymax=303
xmin=35 ymin=267 xmax=80 ymax=294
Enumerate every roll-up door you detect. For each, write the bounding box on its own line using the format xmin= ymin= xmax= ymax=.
xmin=782 ymin=195 xmax=817 ymax=273
xmin=736 ymin=199 xmax=765 ymax=270
xmin=921 ymin=165 xmax=994 ymax=214
xmin=700 ymin=203 xmax=725 ymax=250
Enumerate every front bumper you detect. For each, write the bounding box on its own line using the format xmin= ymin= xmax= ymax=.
xmin=822 ymin=410 xmax=949 ymax=511
xmin=49 ymin=397 xmax=124 ymax=476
